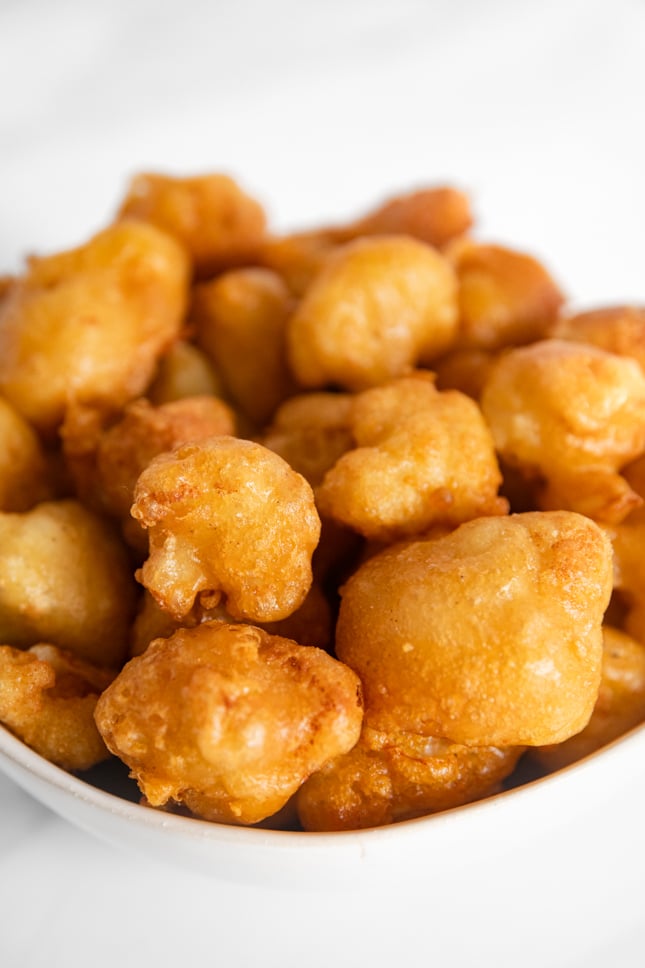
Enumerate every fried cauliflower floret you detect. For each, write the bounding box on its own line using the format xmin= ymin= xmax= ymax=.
xmin=0 ymin=221 xmax=189 ymax=436
xmin=0 ymin=500 xmax=137 ymax=667
xmin=336 ymin=511 xmax=613 ymax=747
xmin=605 ymin=480 xmax=645 ymax=644
xmin=146 ymin=339 xmax=225 ymax=404
xmin=550 ymin=306 xmax=645 ymax=373
xmin=132 ymin=436 xmax=321 ymax=622
xmin=192 ymin=268 xmax=297 ymax=427
xmin=0 ymin=644 xmax=114 ymax=771
xmin=448 ymin=239 xmax=564 ymax=350
xmin=261 ymin=392 xmax=354 ymax=488
xmin=297 ymin=725 xmax=521 ymax=831
xmin=116 ymin=172 xmax=267 ymax=277
xmin=480 ymin=339 xmax=645 ymax=525
xmin=317 ymin=374 xmax=507 ymax=541
xmin=0 ymin=396 xmax=52 ymax=511
xmin=529 ymin=627 xmax=645 ymax=772
xmin=95 ymin=621 xmax=363 ymax=825
xmin=286 ymin=236 xmax=459 ymax=391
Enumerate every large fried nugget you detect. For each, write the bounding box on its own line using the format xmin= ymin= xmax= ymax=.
xmin=0 ymin=221 xmax=189 ymax=436
xmin=0 ymin=644 xmax=114 ymax=771
xmin=117 ymin=172 xmax=267 ymax=277
xmin=297 ymin=725 xmax=521 ymax=831
xmin=286 ymin=235 xmax=458 ymax=391
xmin=317 ymin=374 xmax=507 ymax=541
xmin=336 ymin=511 xmax=613 ymax=747
xmin=480 ymin=339 xmax=645 ymax=524
xmin=0 ymin=500 xmax=137 ymax=667
xmin=551 ymin=306 xmax=645 ymax=373
xmin=132 ymin=437 xmax=321 ymax=622
xmin=95 ymin=622 xmax=363 ymax=825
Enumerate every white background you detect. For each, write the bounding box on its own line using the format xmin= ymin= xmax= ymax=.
xmin=2 ymin=1 xmax=645 ymax=965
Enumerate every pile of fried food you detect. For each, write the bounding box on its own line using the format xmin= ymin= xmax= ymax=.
xmin=1 ymin=172 xmax=645 ymax=832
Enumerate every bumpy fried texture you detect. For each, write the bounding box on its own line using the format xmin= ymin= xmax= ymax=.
xmin=481 ymin=339 xmax=645 ymax=525
xmin=0 ymin=500 xmax=137 ymax=667
xmin=95 ymin=622 xmax=363 ymax=824
xmin=146 ymin=340 xmax=225 ymax=404
xmin=192 ymin=268 xmax=296 ymax=426
xmin=449 ymin=239 xmax=564 ymax=350
xmin=132 ymin=437 xmax=321 ymax=622
xmin=261 ymin=392 xmax=354 ymax=488
xmin=0 ymin=644 xmax=114 ymax=771
xmin=116 ymin=172 xmax=267 ymax=277
xmin=336 ymin=511 xmax=613 ymax=747
xmin=317 ymin=374 xmax=507 ymax=541
xmin=287 ymin=236 xmax=458 ymax=391
xmin=0 ymin=396 xmax=51 ymax=511
xmin=297 ymin=725 xmax=521 ymax=830
xmin=0 ymin=222 xmax=189 ymax=437
xmin=550 ymin=306 xmax=645 ymax=372
xmin=529 ymin=627 xmax=645 ymax=772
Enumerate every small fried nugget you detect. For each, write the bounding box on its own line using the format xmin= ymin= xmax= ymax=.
xmin=550 ymin=306 xmax=645 ymax=373
xmin=0 ymin=221 xmax=189 ymax=436
xmin=605 ymin=496 xmax=645 ymax=644
xmin=480 ymin=339 xmax=645 ymax=524
xmin=0 ymin=500 xmax=137 ymax=667
xmin=0 ymin=396 xmax=51 ymax=511
xmin=117 ymin=172 xmax=267 ymax=277
xmin=132 ymin=436 xmax=321 ymax=622
xmin=286 ymin=236 xmax=459 ymax=391
xmin=530 ymin=627 xmax=645 ymax=772
xmin=95 ymin=621 xmax=363 ymax=825
xmin=448 ymin=239 xmax=564 ymax=350
xmin=0 ymin=644 xmax=114 ymax=771
xmin=317 ymin=374 xmax=507 ymax=542
xmin=261 ymin=391 xmax=354 ymax=488
xmin=192 ymin=268 xmax=297 ymax=426
xmin=146 ymin=339 xmax=225 ymax=404
xmin=297 ymin=725 xmax=521 ymax=830
xmin=336 ymin=511 xmax=613 ymax=747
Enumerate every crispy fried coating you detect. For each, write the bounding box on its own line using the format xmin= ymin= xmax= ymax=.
xmin=0 ymin=396 xmax=51 ymax=511
xmin=0 ymin=221 xmax=189 ymax=436
xmin=192 ymin=268 xmax=297 ymax=426
xmin=336 ymin=511 xmax=613 ymax=747
xmin=530 ymin=627 xmax=645 ymax=772
xmin=448 ymin=239 xmax=564 ymax=350
xmin=116 ymin=172 xmax=267 ymax=277
xmin=480 ymin=339 xmax=645 ymax=524
xmin=132 ymin=436 xmax=321 ymax=622
xmin=95 ymin=622 xmax=363 ymax=824
xmin=550 ymin=306 xmax=645 ymax=372
xmin=286 ymin=236 xmax=459 ymax=391
xmin=261 ymin=392 xmax=354 ymax=488
xmin=297 ymin=725 xmax=521 ymax=830
xmin=146 ymin=339 xmax=225 ymax=404
xmin=317 ymin=374 xmax=507 ymax=541
xmin=0 ymin=500 xmax=137 ymax=667
xmin=0 ymin=644 xmax=114 ymax=771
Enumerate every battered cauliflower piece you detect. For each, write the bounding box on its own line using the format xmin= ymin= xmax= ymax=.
xmin=449 ymin=239 xmax=564 ymax=350
xmin=286 ymin=235 xmax=459 ymax=391
xmin=95 ymin=621 xmax=363 ymax=825
xmin=530 ymin=627 xmax=645 ymax=772
xmin=550 ymin=305 xmax=645 ymax=372
xmin=132 ymin=436 xmax=321 ymax=622
xmin=297 ymin=725 xmax=521 ymax=830
xmin=317 ymin=374 xmax=508 ymax=541
xmin=605 ymin=462 xmax=645 ymax=643
xmin=0 ymin=221 xmax=189 ymax=436
xmin=116 ymin=171 xmax=267 ymax=277
xmin=261 ymin=391 xmax=354 ymax=488
xmin=0 ymin=644 xmax=114 ymax=771
xmin=192 ymin=268 xmax=297 ymax=426
xmin=0 ymin=500 xmax=137 ymax=667
xmin=336 ymin=511 xmax=613 ymax=747
xmin=0 ymin=396 xmax=51 ymax=511
xmin=480 ymin=339 xmax=645 ymax=524
xmin=146 ymin=339 xmax=225 ymax=404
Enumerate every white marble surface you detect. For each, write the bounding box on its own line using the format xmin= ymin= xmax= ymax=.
xmin=2 ymin=1 xmax=645 ymax=965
